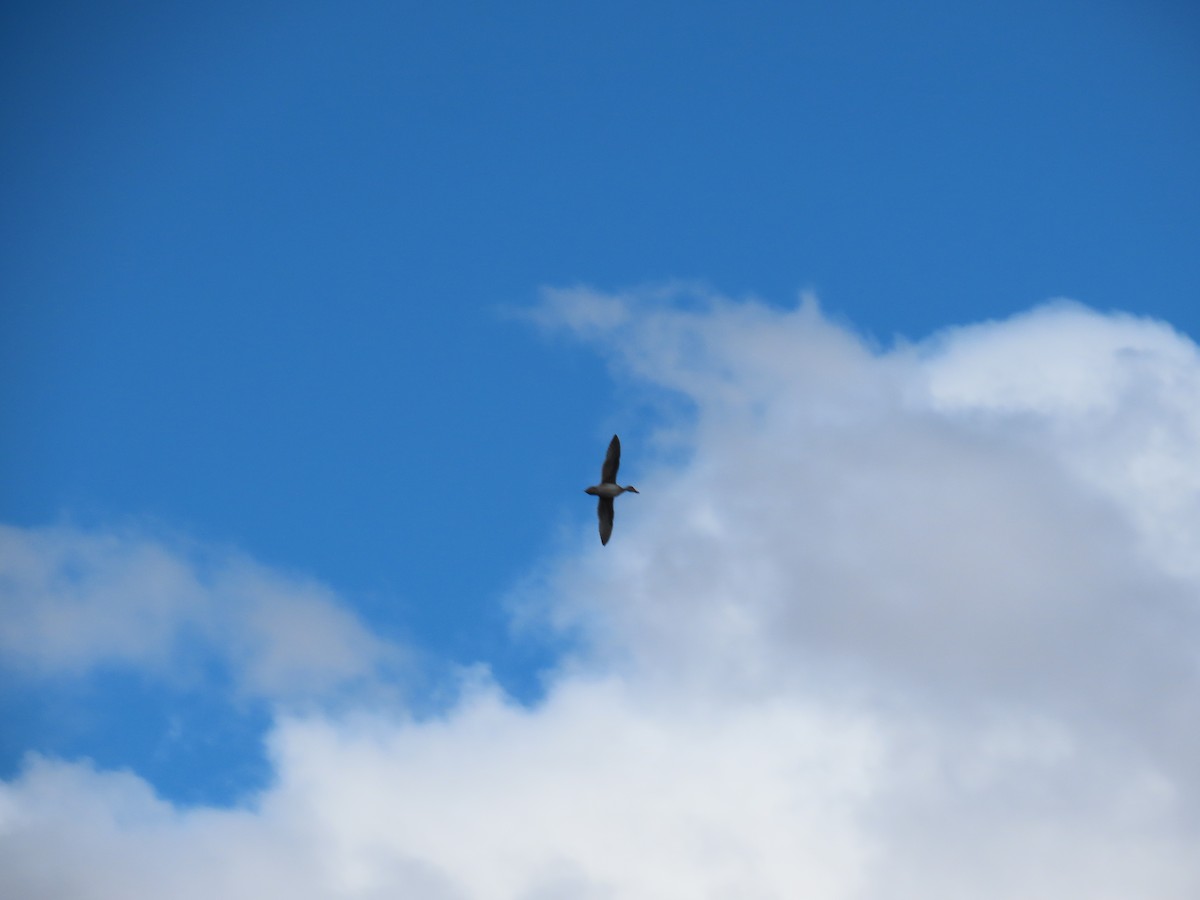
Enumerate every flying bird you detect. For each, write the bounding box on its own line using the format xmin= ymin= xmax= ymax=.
xmin=585 ymin=434 xmax=639 ymax=545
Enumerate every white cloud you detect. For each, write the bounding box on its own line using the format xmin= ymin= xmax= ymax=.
xmin=2 ymin=288 xmax=1199 ymax=898
xmin=0 ymin=524 xmax=406 ymax=702
xmin=921 ymin=301 xmax=1200 ymax=580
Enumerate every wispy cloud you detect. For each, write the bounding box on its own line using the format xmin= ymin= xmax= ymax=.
xmin=3 ymin=288 xmax=1198 ymax=898
xmin=0 ymin=524 xmax=407 ymax=704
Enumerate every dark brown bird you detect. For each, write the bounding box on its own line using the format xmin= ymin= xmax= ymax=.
xmin=584 ymin=435 xmax=639 ymax=545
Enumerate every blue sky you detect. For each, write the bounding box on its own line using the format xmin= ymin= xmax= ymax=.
xmin=2 ymin=2 xmax=1199 ymax=896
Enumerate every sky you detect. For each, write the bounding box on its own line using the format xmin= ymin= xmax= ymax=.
xmin=1 ymin=1 xmax=1199 ymax=897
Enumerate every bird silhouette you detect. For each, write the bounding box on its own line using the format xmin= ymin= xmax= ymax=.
xmin=584 ymin=434 xmax=639 ymax=545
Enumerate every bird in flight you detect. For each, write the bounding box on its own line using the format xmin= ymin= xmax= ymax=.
xmin=585 ymin=434 xmax=639 ymax=545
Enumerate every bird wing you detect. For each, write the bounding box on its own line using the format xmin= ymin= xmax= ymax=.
xmin=597 ymin=496 xmax=614 ymax=545
xmin=600 ymin=434 xmax=621 ymax=484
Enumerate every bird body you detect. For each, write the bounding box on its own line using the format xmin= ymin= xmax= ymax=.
xmin=585 ymin=435 xmax=638 ymax=545
xmin=585 ymin=482 xmax=633 ymax=499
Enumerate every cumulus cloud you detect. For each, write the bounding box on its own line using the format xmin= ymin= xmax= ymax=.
xmin=2 ymin=287 xmax=1199 ymax=898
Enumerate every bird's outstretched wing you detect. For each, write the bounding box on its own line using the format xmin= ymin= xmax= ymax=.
xmin=597 ymin=496 xmax=615 ymax=545
xmin=600 ymin=434 xmax=621 ymax=484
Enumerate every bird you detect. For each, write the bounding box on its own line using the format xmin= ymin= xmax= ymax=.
xmin=585 ymin=434 xmax=639 ymax=545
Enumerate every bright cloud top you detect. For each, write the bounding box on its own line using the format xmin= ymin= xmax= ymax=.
xmin=3 ymin=288 xmax=1199 ymax=898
